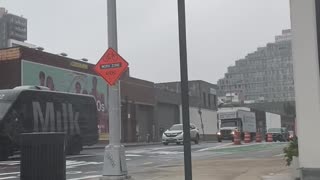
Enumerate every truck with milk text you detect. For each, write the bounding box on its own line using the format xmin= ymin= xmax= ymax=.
xmin=217 ymin=108 xmax=256 ymax=142
xmin=0 ymin=87 xmax=99 ymax=160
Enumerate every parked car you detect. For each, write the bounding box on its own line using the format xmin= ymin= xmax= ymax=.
xmin=266 ymin=127 xmax=289 ymax=142
xmin=162 ymin=124 xmax=200 ymax=145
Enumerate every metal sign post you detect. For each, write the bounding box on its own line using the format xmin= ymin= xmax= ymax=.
xmin=177 ymin=0 xmax=193 ymax=180
xmin=98 ymin=0 xmax=130 ymax=179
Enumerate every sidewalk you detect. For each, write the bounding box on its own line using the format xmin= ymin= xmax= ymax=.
xmin=127 ymin=157 xmax=292 ymax=180
xmin=88 ymin=142 xmax=293 ymax=180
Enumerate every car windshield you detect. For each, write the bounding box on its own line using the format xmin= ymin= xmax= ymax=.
xmin=170 ymin=124 xmax=183 ymax=131
xmin=0 ymin=101 xmax=12 ymax=120
xmin=268 ymin=128 xmax=282 ymax=133
xmin=221 ymin=121 xmax=237 ymax=127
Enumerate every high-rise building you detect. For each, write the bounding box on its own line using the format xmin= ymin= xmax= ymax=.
xmin=0 ymin=8 xmax=27 ymax=48
xmin=218 ymin=30 xmax=294 ymax=103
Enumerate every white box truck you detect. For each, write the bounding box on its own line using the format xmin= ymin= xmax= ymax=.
xmin=217 ymin=109 xmax=256 ymax=142
xmin=265 ymin=112 xmax=289 ymax=141
xmin=266 ymin=112 xmax=281 ymax=130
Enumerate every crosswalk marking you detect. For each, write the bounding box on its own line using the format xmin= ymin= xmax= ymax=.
xmin=0 ymin=176 xmax=17 ymax=180
xmin=0 ymin=161 xmax=19 ymax=166
xmin=0 ymin=160 xmax=103 ymax=169
xmin=126 ymin=154 xmax=142 ymax=157
xmin=0 ymin=172 xmax=19 ymax=176
xmin=68 ymin=175 xmax=101 ymax=180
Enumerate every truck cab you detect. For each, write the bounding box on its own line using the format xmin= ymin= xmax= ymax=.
xmin=217 ymin=119 xmax=241 ymax=142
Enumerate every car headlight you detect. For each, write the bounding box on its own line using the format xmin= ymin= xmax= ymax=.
xmin=177 ymin=132 xmax=183 ymax=137
xmin=231 ymin=131 xmax=235 ymax=135
xmin=217 ymin=132 xmax=221 ymax=135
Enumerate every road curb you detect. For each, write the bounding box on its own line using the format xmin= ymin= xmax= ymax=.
xmin=83 ymin=142 xmax=162 ymax=150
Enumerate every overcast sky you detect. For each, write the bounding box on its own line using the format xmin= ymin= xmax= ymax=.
xmin=2 ymin=0 xmax=291 ymax=84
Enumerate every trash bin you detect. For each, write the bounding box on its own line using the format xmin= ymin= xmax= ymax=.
xmin=20 ymin=132 xmax=66 ymax=180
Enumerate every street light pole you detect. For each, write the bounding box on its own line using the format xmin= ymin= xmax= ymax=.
xmin=101 ymin=0 xmax=130 ymax=179
xmin=177 ymin=0 xmax=192 ymax=180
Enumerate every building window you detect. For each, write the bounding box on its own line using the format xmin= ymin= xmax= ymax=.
xmin=208 ymin=94 xmax=211 ymax=108
xmin=203 ymin=92 xmax=206 ymax=107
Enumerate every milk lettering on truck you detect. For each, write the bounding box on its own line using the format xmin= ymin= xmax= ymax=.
xmin=32 ymin=102 xmax=80 ymax=134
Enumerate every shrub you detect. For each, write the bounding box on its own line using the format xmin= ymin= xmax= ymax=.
xmin=283 ymin=137 xmax=298 ymax=166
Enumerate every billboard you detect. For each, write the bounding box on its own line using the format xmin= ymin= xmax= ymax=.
xmin=21 ymin=60 xmax=109 ymax=140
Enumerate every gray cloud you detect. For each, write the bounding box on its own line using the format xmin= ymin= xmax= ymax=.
xmin=2 ymin=0 xmax=290 ymax=83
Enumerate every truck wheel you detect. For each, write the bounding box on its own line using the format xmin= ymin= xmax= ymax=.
xmin=0 ymin=146 xmax=9 ymax=161
xmin=218 ymin=138 xmax=222 ymax=142
xmin=66 ymin=136 xmax=82 ymax=155
xmin=163 ymin=142 xmax=168 ymax=145
xmin=194 ymin=134 xmax=200 ymax=144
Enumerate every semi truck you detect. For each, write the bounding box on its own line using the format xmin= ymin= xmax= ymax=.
xmin=217 ymin=108 xmax=256 ymax=142
xmin=0 ymin=87 xmax=99 ymax=160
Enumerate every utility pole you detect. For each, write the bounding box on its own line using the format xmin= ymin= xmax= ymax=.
xmin=177 ymin=0 xmax=192 ymax=180
xmin=198 ymin=107 xmax=205 ymax=141
xmin=101 ymin=0 xmax=130 ymax=179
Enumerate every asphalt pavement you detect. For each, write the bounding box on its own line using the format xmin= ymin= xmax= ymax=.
xmin=0 ymin=141 xmax=289 ymax=180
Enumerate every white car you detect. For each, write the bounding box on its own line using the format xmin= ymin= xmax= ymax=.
xmin=162 ymin=124 xmax=200 ymax=145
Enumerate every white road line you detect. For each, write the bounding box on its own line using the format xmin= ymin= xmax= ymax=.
xmin=148 ymin=146 xmax=184 ymax=151
xmin=68 ymin=175 xmax=101 ymax=180
xmin=273 ymin=153 xmax=285 ymax=157
xmin=84 ymin=171 xmax=98 ymax=174
xmin=0 ymin=161 xmax=19 ymax=166
xmin=126 ymin=158 xmax=131 ymax=161
xmin=0 ymin=172 xmax=19 ymax=176
xmin=67 ymin=171 xmax=82 ymax=175
xmin=143 ymin=162 xmax=153 ymax=165
xmin=0 ymin=160 xmax=104 ymax=169
xmin=67 ymin=162 xmax=103 ymax=169
xmin=67 ymin=155 xmax=95 ymax=159
xmin=149 ymin=151 xmax=183 ymax=155
xmin=197 ymin=143 xmax=232 ymax=152
xmin=66 ymin=161 xmax=85 ymax=166
xmin=0 ymin=176 xmax=17 ymax=180
xmin=126 ymin=154 xmax=142 ymax=157
xmin=7 ymin=163 xmax=19 ymax=166
xmin=126 ymin=150 xmax=147 ymax=154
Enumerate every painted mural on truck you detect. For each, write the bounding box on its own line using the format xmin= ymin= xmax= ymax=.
xmin=21 ymin=60 xmax=109 ymax=140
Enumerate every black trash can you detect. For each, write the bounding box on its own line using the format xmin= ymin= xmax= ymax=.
xmin=20 ymin=132 xmax=66 ymax=180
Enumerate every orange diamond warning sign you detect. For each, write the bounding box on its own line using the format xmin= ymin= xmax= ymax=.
xmin=94 ymin=48 xmax=129 ymax=86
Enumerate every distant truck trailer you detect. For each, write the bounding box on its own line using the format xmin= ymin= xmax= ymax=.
xmin=266 ymin=112 xmax=281 ymax=130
